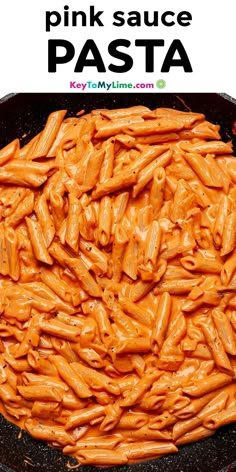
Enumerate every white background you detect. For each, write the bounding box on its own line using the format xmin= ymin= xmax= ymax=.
xmin=0 ymin=0 xmax=235 ymax=98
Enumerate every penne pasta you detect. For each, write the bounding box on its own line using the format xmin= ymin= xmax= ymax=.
xmin=0 ymin=105 xmax=235 ymax=467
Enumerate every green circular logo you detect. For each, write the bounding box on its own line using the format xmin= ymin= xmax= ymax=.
xmin=156 ymin=79 xmax=166 ymax=89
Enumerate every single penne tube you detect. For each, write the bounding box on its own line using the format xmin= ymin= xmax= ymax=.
xmin=221 ymin=249 xmax=236 ymax=285
xmin=122 ymin=238 xmax=139 ymax=280
xmin=65 ymin=434 xmax=122 ymax=453
xmin=212 ymin=309 xmax=236 ymax=355
xmin=50 ymin=192 xmax=65 ymax=231
xmin=118 ymin=296 xmax=152 ymax=326
xmin=200 ymin=318 xmax=233 ymax=375
xmin=0 ymin=224 xmax=10 ymax=277
xmin=34 ymin=193 xmax=55 ymax=247
xmin=129 ymin=279 xmax=156 ymax=302
xmin=179 ymin=120 xmax=220 ymax=140
xmin=213 ymin=194 xmax=231 ymax=248
xmin=5 ymin=190 xmax=34 ymax=227
xmin=117 ymin=441 xmax=177 ymax=460
xmin=74 ymin=141 xmax=95 ymax=185
xmin=154 ymin=278 xmax=202 ymax=295
xmin=99 ymin=140 xmax=115 ymax=182
xmin=49 ymin=355 xmax=92 ymax=399
xmin=17 ymin=385 xmax=62 ymax=402
xmin=150 ymin=166 xmax=166 ymax=218
xmin=147 ymin=107 xmax=204 ymax=122
xmin=22 ymin=372 xmax=68 ymax=391
xmin=95 ymin=114 xmax=144 ymax=138
xmin=65 ymin=193 xmax=82 ymax=252
xmin=40 ymin=319 xmax=80 ymax=342
xmin=205 ymin=154 xmax=230 ymax=191
xmin=4 ymin=225 xmax=20 ymax=281
xmin=75 ymin=448 xmax=128 ymax=466
xmin=83 ymin=149 xmax=105 ymax=188
xmin=25 ymin=217 xmax=53 ymax=265
xmin=100 ymin=105 xmax=150 ymax=120
xmin=4 ymin=159 xmax=55 ymax=176
xmin=126 ymin=118 xmax=183 ymax=136
xmin=4 ymin=353 xmax=31 ymax=373
xmin=25 ymin=419 xmax=74 ymax=446
xmin=197 ymin=389 xmax=229 ymax=420
xmin=90 ymin=301 xmax=113 ymax=343
xmin=134 ymin=132 xmax=179 ymax=144
xmin=98 ymin=196 xmax=112 ymax=246
xmin=120 ymin=426 xmax=171 ymax=441
xmin=112 ymin=191 xmax=129 ymax=227
xmin=118 ymin=411 xmax=148 ymax=429
xmin=152 ymin=292 xmax=171 ymax=351
xmin=65 ymin=404 xmax=105 ymax=430
xmin=161 ymin=315 xmax=186 ymax=353
xmin=6 ymin=367 xmax=20 ymax=391
xmin=173 ymin=416 xmax=202 ymax=441
xmin=183 ymin=373 xmax=232 ymax=397
xmin=18 ymin=132 xmax=41 ymax=159
xmin=111 ymin=225 xmax=128 ymax=282
xmin=176 ymin=426 xmax=215 ymax=446
xmin=143 ymin=220 xmax=161 ymax=270
xmin=182 ymin=290 xmax=222 ymax=312
xmin=181 ymin=140 xmax=232 ymax=155
xmin=149 ymin=411 xmax=177 ymax=430
xmin=92 ymin=168 xmax=138 ymax=199
xmin=0 ymin=168 xmax=48 ymax=187
xmin=203 ymin=406 xmax=236 ymax=430
xmin=0 ymin=139 xmax=19 ymax=166
xmin=79 ymin=203 xmax=97 ymax=241
xmin=73 ymin=346 xmax=106 ymax=370
xmin=30 ymin=110 xmax=67 ymax=158
xmin=51 ymin=338 xmax=79 ymax=363
xmin=180 ymin=254 xmax=222 ymax=274
xmin=220 ymin=210 xmax=236 ymax=256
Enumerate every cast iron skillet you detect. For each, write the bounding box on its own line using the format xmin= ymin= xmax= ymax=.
xmin=0 ymin=93 xmax=235 ymax=472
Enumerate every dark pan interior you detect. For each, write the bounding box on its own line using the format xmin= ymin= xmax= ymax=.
xmin=0 ymin=93 xmax=236 ymax=472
